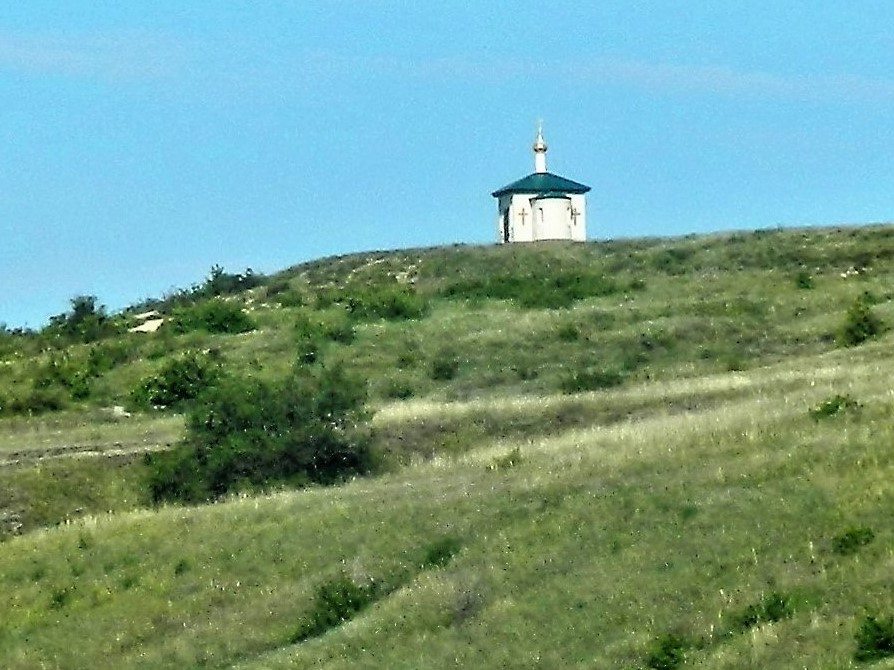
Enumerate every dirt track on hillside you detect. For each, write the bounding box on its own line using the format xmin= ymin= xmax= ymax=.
xmin=0 ymin=441 xmax=174 ymax=467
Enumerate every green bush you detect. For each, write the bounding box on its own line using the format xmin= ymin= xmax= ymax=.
xmin=422 ymin=536 xmax=462 ymax=569
xmin=430 ymin=353 xmax=460 ymax=381
xmin=291 ymin=575 xmax=380 ymax=643
xmin=201 ymin=265 xmax=263 ymax=298
xmin=832 ymin=527 xmax=875 ymax=556
xmin=646 ymin=633 xmax=689 ymax=670
xmin=45 ymin=295 xmax=120 ymax=343
xmin=294 ymin=309 xmax=355 ymax=348
xmin=346 ymin=285 xmax=428 ymax=321
xmin=132 ymin=350 xmax=223 ymax=410
xmin=733 ymin=592 xmax=793 ymax=632
xmin=1 ymin=386 xmax=67 ymax=416
xmin=809 ymin=394 xmax=860 ymax=420
xmin=855 ymin=615 xmax=894 ymax=662
xmin=795 ymin=270 xmax=814 ymax=289
xmin=145 ymin=363 xmax=371 ymax=503
xmin=651 ymin=247 xmax=695 ymax=276
xmin=838 ymin=296 xmax=884 ymax=347
xmin=559 ymin=368 xmax=624 ymax=394
xmin=170 ymin=299 xmax=256 ymax=335
xmin=489 ymin=446 xmax=522 ymax=470
xmin=23 ymin=346 xmax=129 ymax=404
xmin=443 ymin=271 xmax=619 ymax=309
xmin=384 ymin=379 xmax=415 ymax=400
xmin=556 ymin=322 xmax=581 ymax=342
xmin=293 ymin=309 xmax=354 ymax=364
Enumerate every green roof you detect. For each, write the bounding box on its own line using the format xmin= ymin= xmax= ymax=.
xmin=491 ymin=171 xmax=590 ymax=198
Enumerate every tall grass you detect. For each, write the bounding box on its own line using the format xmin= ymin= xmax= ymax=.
xmin=1 ymin=343 xmax=894 ymax=668
xmin=3 ymin=226 xmax=894 ymax=667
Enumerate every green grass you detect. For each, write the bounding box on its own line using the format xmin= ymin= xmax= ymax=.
xmin=2 ymin=225 xmax=894 ymax=667
xmin=1 ymin=340 xmax=893 ymax=667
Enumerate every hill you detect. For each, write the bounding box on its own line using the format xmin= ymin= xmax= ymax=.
xmin=2 ymin=225 xmax=894 ymax=668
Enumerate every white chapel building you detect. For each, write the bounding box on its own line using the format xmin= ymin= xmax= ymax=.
xmin=492 ymin=126 xmax=590 ymax=243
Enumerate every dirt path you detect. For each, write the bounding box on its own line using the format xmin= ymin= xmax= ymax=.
xmin=0 ymin=440 xmax=174 ymax=467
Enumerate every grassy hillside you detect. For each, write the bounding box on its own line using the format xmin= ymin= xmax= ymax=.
xmin=2 ymin=225 xmax=894 ymax=668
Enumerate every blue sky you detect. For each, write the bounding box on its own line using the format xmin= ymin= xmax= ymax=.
xmin=3 ymin=2 xmax=894 ymax=328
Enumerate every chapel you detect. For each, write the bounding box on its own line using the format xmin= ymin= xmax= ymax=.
xmin=491 ymin=126 xmax=590 ymax=243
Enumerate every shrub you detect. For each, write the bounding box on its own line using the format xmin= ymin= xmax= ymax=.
xmin=652 ymin=247 xmax=695 ymax=276
xmin=443 ymin=271 xmax=619 ymax=309
xmin=291 ymin=575 xmax=379 ymax=643
xmin=132 ymin=350 xmax=222 ymax=410
xmin=733 ymin=592 xmax=793 ymax=631
xmin=559 ymin=367 xmax=624 ymax=394
xmin=855 ymin=615 xmax=894 ymax=662
xmin=201 ymin=265 xmax=263 ymax=298
xmin=294 ymin=309 xmax=355 ymax=348
xmin=145 ymin=363 xmax=371 ymax=503
xmin=422 ymin=536 xmax=462 ymax=569
xmin=646 ymin=633 xmax=689 ymax=670
xmin=488 ymin=446 xmax=522 ymax=470
xmin=45 ymin=295 xmax=119 ymax=343
xmin=430 ymin=353 xmax=460 ymax=381
xmin=87 ymin=341 xmax=135 ymax=373
xmin=832 ymin=527 xmax=875 ymax=556
xmin=809 ymin=394 xmax=860 ymax=420
xmin=293 ymin=309 xmax=355 ymax=364
xmin=384 ymin=379 xmax=414 ymax=400
xmin=795 ymin=270 xmax=814 ymax=289
xmin=26 ymin=347 xmax=125 ymax=404
xmin=838 ymin=296 xmax=884 ymax=347
xmin=556 ymin=322 xmax=581 ymax=342
xmin=1 ymin=386 xmax=67 ymax=415
xmin=346 ymin=285 xmax=428 ymax=321
xmin=170 ymin=299 xmax=256 ymax=335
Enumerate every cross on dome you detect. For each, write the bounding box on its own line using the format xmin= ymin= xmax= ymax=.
xmin=532 ymin=121 xmax=548 ymax=173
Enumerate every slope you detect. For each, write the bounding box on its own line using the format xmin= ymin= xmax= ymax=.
xmin=1 ymin=225 xmax=894 ymax=668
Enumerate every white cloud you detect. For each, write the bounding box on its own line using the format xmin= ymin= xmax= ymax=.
xmin=0 ymin=31 xmax=184 ymax=81
xmin=298 ymin=50 xmax=894 ymax=103
xmin=569 ymin=59 xmax=894 ymax=102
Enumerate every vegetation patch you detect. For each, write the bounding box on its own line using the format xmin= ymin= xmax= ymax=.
xmin=46 ymin=295 xmax=122 ymax=344
xmin=293 ymin=309 xmax=355 ymax=363
xmin=291 ymin=574 xmax=381 ymax=643
xmin=731 ymin=591 xmax=794 ymax=632
xmin=794 ymin=269 xmax=814 ymax=289
xmin=832 ymin=526 xmax=875 ymax=556
xmin=421 ymin=536 xmax=463 ymax=569
xmin=559 ymin=367 xmax=625 ymax=393
xmin=132 ymin=350 xmax=223 ymax=410
xmin=430 ymin=352 xmax=460 ymax=381
xmin=318 ymin=284 xmax=428 ymax=321
xmin=169 ymin=298 xmax=256 ymax=335
xmin=442 ymin=270 xmax=620 ymax=309
xmin=645 ymin=632 xmax=691 ymax=670
xmin=488 ymin=446 xmax=522 ymax=470
xmin=855 ymin=615 xmax=894 ymax=662
xmin=809 ymin=394 xmax=860 ymax=420
xmin=838 ymin=295 xmax=885 ymax=347
xmin=145 ymin=363 xmax=371 ymax=503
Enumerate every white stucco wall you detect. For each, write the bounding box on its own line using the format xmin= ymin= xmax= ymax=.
xmin=532 ymin=196 xmax=571 ymax=240
xmin=497 ymin=192 xmax=587 ymax=243
xmin=569 ymin=193 xmax=587 ymax=242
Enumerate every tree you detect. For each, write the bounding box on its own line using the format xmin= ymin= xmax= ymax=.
xmin=47 ymin=295 xmax=117 ymax=343
xmin=146 ymin=363 xmax=372 ymax=503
